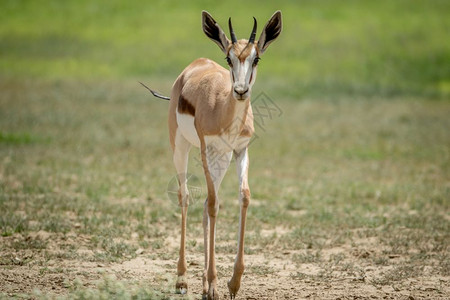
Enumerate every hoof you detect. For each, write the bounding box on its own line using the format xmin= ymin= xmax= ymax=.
xmin=208 ymin=286 xmax=220 ymax=300
xmin=175 ymin=278 xmax=188 ymax=295
xmin=227 ymin=279 xmax=240 ymax=299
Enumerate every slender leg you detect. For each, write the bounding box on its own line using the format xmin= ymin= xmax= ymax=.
xmin=201 ymin=142 xmax=232 ymax=300
xmin=228 ymin=148 xmax=250 ymax=299
xmin=202 ymin=198 xmax=209 ymax=297
xmin=173 ymin=131 xmax=191 ymax=294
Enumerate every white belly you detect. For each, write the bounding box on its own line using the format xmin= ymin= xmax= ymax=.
xmin=204 ymin=134 xmax=251 ymax=154
xmin=176 ymin=112 xmax=201 ymax=148
xmin=176 ymin=111 xmax=251 ymax=152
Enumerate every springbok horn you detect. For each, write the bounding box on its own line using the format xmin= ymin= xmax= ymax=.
xmin=248 ymin=17 xmax=257 ymax=43
xmin=228 ymin=17 xmax=237 ymax=44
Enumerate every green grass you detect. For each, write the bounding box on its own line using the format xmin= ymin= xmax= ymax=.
xmin=1 ymin=0 xmax=449 ymax=98
xmin=0 ymin=80 xmax=449 ymax=297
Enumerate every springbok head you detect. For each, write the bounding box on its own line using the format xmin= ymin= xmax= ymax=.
xmin=202 ymin=11 xmax=282 ymax=101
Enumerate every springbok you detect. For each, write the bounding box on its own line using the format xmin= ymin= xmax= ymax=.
xmin=143 ymin=10 xmax=282 ymax=299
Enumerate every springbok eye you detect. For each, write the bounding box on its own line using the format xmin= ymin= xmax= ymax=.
xmin=253 ymin=57 xmax=261 ymax=66
xmin=225 ymin=56 xmax=233 ymax=67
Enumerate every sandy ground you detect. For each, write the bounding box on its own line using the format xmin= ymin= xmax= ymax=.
xmin=1 ymin=229 xmax=449 ymax=300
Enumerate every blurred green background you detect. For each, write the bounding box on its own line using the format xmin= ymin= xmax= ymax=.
xmin=1 ymin=0 xmax=449 ymax=99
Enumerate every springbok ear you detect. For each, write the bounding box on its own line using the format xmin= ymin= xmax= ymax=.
xmin=202 ymin=11 xmax=230 ymax=54
xmin=257 ymin=11 xmax=282 ymax=54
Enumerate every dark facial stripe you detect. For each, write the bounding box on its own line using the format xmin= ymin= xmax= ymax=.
xmin=178 ymin=95 xmax=195 ymax=116
xmin=237 ymin=43 xmax=255 ymax=62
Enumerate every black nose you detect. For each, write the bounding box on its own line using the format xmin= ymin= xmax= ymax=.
xmin=234 ymin=88 xmax=248 ymax=96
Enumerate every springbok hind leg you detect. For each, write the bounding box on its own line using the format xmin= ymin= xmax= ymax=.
xmin=173 ymin=131 xmax=191 ymax=294
xmin=228 ymin=148 xmax=250 ymax=299
xmin=202 ymin=198 xmax=209 ymax=297
xmin=201 ymin=143 xmax=232 ymax=300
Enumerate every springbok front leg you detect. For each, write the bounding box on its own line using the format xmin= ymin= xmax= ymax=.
xmin=228 ymin=147 xmax=250 ymax=299
xmin=173 ymin=131 xmax=192 ymax=294
xmin=201 ymin=140 xmax=233 ymax=300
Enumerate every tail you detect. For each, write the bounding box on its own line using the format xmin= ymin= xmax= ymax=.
xmin=139 ymin=81 xmax=170 ymax=101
